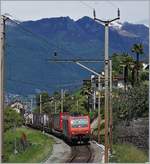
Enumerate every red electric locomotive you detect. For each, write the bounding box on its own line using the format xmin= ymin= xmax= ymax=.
xmin=62 ymin=114 xmax=91 ymax=143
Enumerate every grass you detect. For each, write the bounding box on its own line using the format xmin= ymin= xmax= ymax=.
xmin=110 ymin=144 xmax=148 ymax=163
xmin=3 ymin=127 xmax=54 ymax=163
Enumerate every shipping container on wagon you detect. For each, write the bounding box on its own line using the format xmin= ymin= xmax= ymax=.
xmin=43 ymin=114 xmax=48 ymax=126
xmin=40 ymin=114 xmax=44 ymax=125
xmin=33 ymin=113 xmax=43 ymax=128
xmin=44 ymin=114 xmax=53 ymax=132
xmin=43 ymin=114 xmax=52 ymax=127
xmin=33 ymin=113 xmax=39 ymax=127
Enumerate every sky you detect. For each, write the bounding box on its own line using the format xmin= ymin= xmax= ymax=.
xmin=1 ymin=1 xmax=150 ymax=26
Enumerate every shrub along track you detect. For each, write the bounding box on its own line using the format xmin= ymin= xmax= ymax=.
xmin=66 ymin=144 xmax=93 ymax=163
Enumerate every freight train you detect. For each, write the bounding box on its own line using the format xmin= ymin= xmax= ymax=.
xmin=25 ymin=112 xmax=91 ymax=144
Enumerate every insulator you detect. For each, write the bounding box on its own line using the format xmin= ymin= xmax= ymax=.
xmin=93 ymin=9 xmax=96 ymax=18
xmin=124 ymin=65 xmax=128 ymax=83
xmin=54 ymin=52 xmax=57 ymax=56
xmin=118 ymin=8 xmax=120 ymax=18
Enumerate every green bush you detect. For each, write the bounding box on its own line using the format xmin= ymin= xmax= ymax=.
xmin=113 ymin=83 xmax=148 ymax=123
xmin=4 ymin=107 xmax=23 ymax=132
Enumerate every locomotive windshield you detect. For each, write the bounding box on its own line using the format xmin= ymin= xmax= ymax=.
xmin=71 ymin=118 xmax=88 ymax=128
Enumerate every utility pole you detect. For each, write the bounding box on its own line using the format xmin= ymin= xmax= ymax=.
xmin=93 ymin=90 xmax=96 ymax=111
xmin=94 ymin=8 xmax=120 ymax=163
xmin=98 ymin=75 xmax=101 ymax=144
xmin=61 ymin=89 xmax=63 ymax=113
xmin=76 ymin=99 xmax=79 ymax=112
xmin=39 ymin=94 xmax=44 ymax=133
xmin=0 ymin=15 xmax=6 ymax=162
xmin=91 ymin=75 xmax=96 ymax=112
xmin=54 ymin=101 xmax=57 ymax=114
xmin=40 ymin=94 xmax=42 ymax=114
xmin=91 ymin=74 xmax=101 ymax=144
xmin=120 ymin=64 xmax=126 ymax=91
xmin=124 ymin=65 xmax=128 ymax=91
xmin=109 ymin=59 xmax=113 ymax=153
xmin=30 ymin=98 xmax=33 ymax=111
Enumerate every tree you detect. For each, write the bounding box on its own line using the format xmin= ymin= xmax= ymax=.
xmin=131 ymin=43 xmax=144 ymax=82
xmin=35 ymin=92 xmax=52 ymax=114
xmin=121 ymin=53 xmax=135 ymax=87
xmin=112 ymin=53 xmax=134 ymax=75
xmin=4 ymin=107 xmax=23 ymax=132
xmin=36 ymin=92 xmax=49 ymax=106
xmin=112 ymin=53 xmax=135 ymax=86
xmin=113 ymin=82 xmax=148 ymax=124
xmin=81 ymin=80 xmax=91 ymax=96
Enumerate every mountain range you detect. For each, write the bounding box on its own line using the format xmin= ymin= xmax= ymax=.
xmin=5 ymin=16 xmax=149 ymax=95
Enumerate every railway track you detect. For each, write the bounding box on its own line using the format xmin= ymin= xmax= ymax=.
xmin=67 ymin=144 xmax=92 ymax=163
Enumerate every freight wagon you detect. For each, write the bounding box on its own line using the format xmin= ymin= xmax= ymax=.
xmin=25 ymin=112 xmax=91 ymax=144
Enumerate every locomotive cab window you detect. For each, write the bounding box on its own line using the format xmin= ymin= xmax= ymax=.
xmin=71 ymin=118 xmax=88 ymax=128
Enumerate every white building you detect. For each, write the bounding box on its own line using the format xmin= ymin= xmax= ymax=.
xmin=10 ymin=102 xmax=24 ymax=114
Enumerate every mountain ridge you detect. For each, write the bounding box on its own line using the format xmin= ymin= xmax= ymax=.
xmin=5 ymin=16 xmax=149 ymax=95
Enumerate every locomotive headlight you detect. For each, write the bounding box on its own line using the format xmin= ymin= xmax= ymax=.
xmin=71 ymin=120 xmax=73 ymax=124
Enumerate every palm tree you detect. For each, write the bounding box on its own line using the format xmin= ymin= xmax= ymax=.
xmin=131 ymin=43 xmax=144 ymax=82
xmin=121 ymin=53 xmax=134 ymax=89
